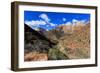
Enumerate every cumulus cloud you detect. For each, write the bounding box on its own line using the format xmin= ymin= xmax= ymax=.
xmin=39 ymin=13 xmax=50 ymax=22
xmin=65 ymin=22 xmax=72 ymax=25
xmin=62 ymin=18 xmax=66 ymax=22
xmin=80 ymin=20 xmax=86 ymax=24
xmin=72 ymin=19 xmax=87 ymax=23
xmin=72 ymin=19 xmax=88 ymax=25
xmin=72 ymin=19 xmax=78 ymax=23
xmin=39 ymin=13 xmax=57 ymax=27
xmin=49 ymin=23 xmax=56 ymax=26
xmin=25 ymin=20 xmax=46 ymax=28
xmin=25 ymin=19 xmax=57 ymax=31
xmin=45 ymin=29 xmax=49 ymax=31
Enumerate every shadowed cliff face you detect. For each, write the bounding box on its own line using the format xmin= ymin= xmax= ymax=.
xmin=24 ymin=24 xmax=57 ymax=53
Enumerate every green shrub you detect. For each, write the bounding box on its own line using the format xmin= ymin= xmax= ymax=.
xmin=48 ymin=48 xmax=69 ymax=60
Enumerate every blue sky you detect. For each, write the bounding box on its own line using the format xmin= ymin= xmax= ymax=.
xmin=24 ymin=11 xmax=90 ymax=31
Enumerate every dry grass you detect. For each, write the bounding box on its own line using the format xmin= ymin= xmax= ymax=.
xmin=24 ymin=52 xmax=48 ymax=61
xmin=58 ymin=24 xmax=90 ymax=59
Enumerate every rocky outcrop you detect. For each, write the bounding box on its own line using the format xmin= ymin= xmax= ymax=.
xmin=24 ymin=24 xmax=57 ymax=53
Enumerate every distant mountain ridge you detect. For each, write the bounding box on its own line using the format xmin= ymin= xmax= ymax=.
xmin=25 ymin=19 xmax=89 ymax=31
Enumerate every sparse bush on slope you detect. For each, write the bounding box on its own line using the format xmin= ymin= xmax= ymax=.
xmin=48 ymin=48 xmax=69 ymax=60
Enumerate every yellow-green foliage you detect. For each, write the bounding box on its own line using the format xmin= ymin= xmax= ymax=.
xmin=48 ymin=48 xmax=69 ymax=60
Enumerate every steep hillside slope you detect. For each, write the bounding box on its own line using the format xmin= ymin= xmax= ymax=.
xmin=56 ymin=24 xmax=90 ymax=59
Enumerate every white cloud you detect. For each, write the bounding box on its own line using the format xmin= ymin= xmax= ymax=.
xmin=72 ymin=19 xmax=89 ymax=26
xmin=25 ymin=19 xmax=57 ymax=31
xmin=65 ymin=22 xmax=72 ymax=25
xmin=39 ymin=13 xmax=57 ymax=27
xmin=49 ymin=23 xmax=56 ymax=26
xmin=39 ymin=13 xmax=50 ymax=22
xmin=25 ymin=20 xmax=46 ymax=27
xmin=80 ymin=20 xmax=86 ymax=24
xmin=77 ymin=20 xmax=88 ymax=25
xmin=45 ymin=29 xmax=49 ymax=31
xmin=72 ymin=19 xmax=87 ymax=24
xmin=72 ymin=19 xmax=78 ymax=23
xmin=63 ymin=18 xmax=66 ymax=22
